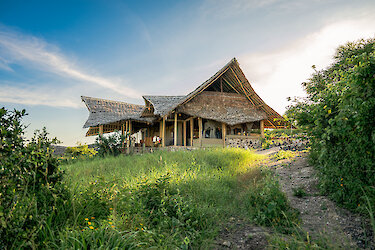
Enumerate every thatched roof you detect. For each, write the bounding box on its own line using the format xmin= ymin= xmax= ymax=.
xmin=158 ymin=58 xmax=287 ymax=128
xmin=177 ymin=91 xmax=267 ymax=125
xmin=82 ymin=58 xmax=288 ymax=130
xmin=81 ymin=96 xmax=154 ymax=128
xmin=143 ymin=96 xmax=184 ymax=117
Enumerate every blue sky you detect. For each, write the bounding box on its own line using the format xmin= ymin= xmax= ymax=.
xmin=1 ymin=0 xmax=375 ymax=145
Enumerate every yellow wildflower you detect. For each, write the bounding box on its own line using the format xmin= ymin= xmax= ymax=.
xmin=111 ymin=225 xmax=115 ymax=228
xmin=89 ymin=226 xmax=94 ymax=230
xmin=91 ymin=217 xmax=95 ymax=219
xmin=109 ymin=222 xmax=113 ymax=225
xmin=328 ymin=109 xmax=331 ymax=114
xmin=88 ymin=222 xmax=91 ymax=225
xmin=85 ymin=218 xmax=89 ymax=221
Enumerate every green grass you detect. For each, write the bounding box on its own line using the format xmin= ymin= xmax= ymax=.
xmin=292 ymin=186 xmax=308 ymax=198
xmin=40 ymin=148 xmax=300 ymax=248
xmin=274 ymin=150 xmax=298 ymax=161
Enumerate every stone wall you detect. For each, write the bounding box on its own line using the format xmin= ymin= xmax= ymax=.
xmin=225 ymin=138 xmax=262 ymax=149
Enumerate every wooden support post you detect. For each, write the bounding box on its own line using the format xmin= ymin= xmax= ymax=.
xmin=198 ymin=117 xmax=202 ymax=147
xmin=222 ymin=123 xmax=226 ymax=148
xmin=99 ymin=125 xmax=103 ymax=136
xmin=260 ymin=120 xmax=265 ymax=138
xmin=162 ymin=116 xmax=166 ymax=147
xmin=121 ymin=123 xmax=125 ymax=149
xmin=126 ymin=121 xmax=130 ymax=154
xmin=190 ymin=118 xmax=194 ymax=147
xmin=129 ymin=120 xmax=132 ymax=135
xmin=130 ymin=120 xmax=135 ymax=148
xmin=183 ymin=120 xmax=187 ymax=146
xmin=174 ymin=113 xmax=178 ymax=146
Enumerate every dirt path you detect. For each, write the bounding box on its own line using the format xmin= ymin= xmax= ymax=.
xmin=213 ymin=151 xmax=373 ymax=249
xmin=273 ymin=155 xmax=373 ymax=249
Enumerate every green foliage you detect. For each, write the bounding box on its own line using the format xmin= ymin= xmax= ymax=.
xmin=65 ymin=143 xmax=97 ymax=159
xmin=274 ymin=150 xmax=297 ymax=161
xmin=244 ymin=172 xmax=300 ymax=232
xmin=292 ymin=186 xmax=308 ymax=198
xmin=286 ymin=38 xmax=375 ymax=210
xmin=0 ymin=108 xmax=67 ymax=248
xmin=56 ymin=226 xmax=139 ymax=249
xmin=95 ymin=132 xmax=125 ymax=157
xmin=56 ymin=149 xmax=299 ymax=248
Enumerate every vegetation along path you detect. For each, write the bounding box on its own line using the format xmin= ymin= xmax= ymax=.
xmin=271 ymin=153 xmax=373 ymax=249
xmin=213 ymin=150 xmax=374 ymax=249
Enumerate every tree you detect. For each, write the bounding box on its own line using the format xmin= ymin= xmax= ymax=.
xmin=0 ymin=108 xmax=67 ymax=248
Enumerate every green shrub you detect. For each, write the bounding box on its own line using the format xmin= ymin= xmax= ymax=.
xmin=244 ymin=172 xmax=300 ymax=232
xmin=95 ymin=132 xmax=125 ymax=157
xmin=286 ymin=38 xmax=375 ymax=211
xmin=0 ymin=108 xmax=67 ymax=248
xmin=65 ymin=143 xmax=97 ymax=159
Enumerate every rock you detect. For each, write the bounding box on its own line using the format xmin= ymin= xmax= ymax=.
xmin=222 ymin=241 xmax=231 ymax=247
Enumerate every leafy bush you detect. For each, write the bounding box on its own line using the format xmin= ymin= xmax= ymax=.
xmin=112 ymin=174 xmax=207 ymax=248
xmin=286 ymin=38 xmax=375 ymax=210
xmin=95 ymin=132 xmax=125 ymax=157
xmin=65 ymin=142 xmax=97 ymax=159
xmin=244 ymin=172 xmax=300 ymax=231
xmin=0 ymin=108 xmax=67 ymax=248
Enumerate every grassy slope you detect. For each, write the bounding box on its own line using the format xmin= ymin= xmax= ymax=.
xmin=50 ymin=148 xmax=296 ymax=249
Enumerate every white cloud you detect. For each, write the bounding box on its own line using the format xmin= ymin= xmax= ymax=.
xmin=0 ymin=56 xmax=13 ymax=71
xmin=0 ymin=84 xmax=82 ymax=108
xmin=0 ymin=28 xmax=142 ymax=103
xmin=199 ymin=0 xmax=329 ymax=19
xmin=200 ymin=0 xmax=280 ymax=18
xmin=240 ymin=18 xmax=375 ymax=114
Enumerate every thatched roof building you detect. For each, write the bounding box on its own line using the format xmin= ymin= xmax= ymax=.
xmin=82 ymin=58 xmax=288 ymax=147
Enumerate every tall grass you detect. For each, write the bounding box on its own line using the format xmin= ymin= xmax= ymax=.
xmin=41 ymin=148 xmax=298 ymax=248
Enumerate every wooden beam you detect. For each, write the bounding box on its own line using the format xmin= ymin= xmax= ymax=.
xmin=260 ymin=120 xmax=265 ymax=138
xmin=180 ymin=67 xmax=230 ymax=106
xmin=222 ymin=77 xmax=240 ymax=94
xmin=162 ymin=116 xmax=166 ymax=147
xmin=174 ymin=112 xmax=178 ymax=146
xmin=198 ymin=117 xmax=202 ymax=147
xmin=229 ymin=67 xmax=254 ymax=105
xmin=183 ymin=120 xmax=187 ymax=146
xmin=159 ymin=120 xmax=163 ymax=137
xmin=99 ymin=125 xmax=103 ymax=135
xmin=222 ymin=123 xmax=226 ymax=148
xmin=190 ymin=118 xmax=193 ymax=147
xmin=121 ymin=123 xmax=125 ymax=148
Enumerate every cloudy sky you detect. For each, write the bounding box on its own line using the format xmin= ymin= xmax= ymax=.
xmin=1 ymin=0 xmax=374 ymax=146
